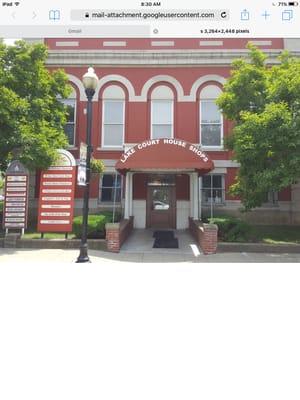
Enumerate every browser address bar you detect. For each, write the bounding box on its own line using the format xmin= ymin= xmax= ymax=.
xmin=71 ymin=9 xmax=229 ymax=21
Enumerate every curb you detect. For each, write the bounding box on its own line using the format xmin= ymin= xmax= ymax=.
xmin=13 ymin=238 xmax=106 ymax=251
xmin=218 ymin=242 xmax=300 ymax=253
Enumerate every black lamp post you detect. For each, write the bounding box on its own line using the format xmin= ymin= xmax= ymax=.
xmin=76 ymin=67 xmax=99 ymax=263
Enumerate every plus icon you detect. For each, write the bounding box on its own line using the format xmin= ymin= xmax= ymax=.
xmin=262 ymin=10 xmax=271 ymax=19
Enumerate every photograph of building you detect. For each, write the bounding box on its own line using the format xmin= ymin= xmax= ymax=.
xmin=27 ymin=37 xmax=300 ymax=229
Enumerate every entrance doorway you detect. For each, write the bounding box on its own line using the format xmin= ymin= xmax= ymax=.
xmin=146 ymin=185 xmax=176 ymax=229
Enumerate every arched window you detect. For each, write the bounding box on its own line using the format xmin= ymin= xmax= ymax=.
xmin=102 ymin=85 xmax=125 ymax=148
xmin=60 ymin=88 xmax=76 ymax=147
xmin=200 ymin=85 xmax=223 ymax=148
xmin=151 ymin=85 xmax=174 ymax=139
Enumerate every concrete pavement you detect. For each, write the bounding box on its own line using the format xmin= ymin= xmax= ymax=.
xmin=1 ymin=248 xmax=300 ymax=263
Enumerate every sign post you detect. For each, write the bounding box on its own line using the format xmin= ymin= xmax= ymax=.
xmin=3 ymin=160 xmax=29 ymax=236
xmin=37 ymin=149 xmax=76 ymax=235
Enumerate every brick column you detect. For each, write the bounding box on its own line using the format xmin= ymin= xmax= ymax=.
xmin=106 ymin=223 xmax=121 ymax=253
xmin=199 ymin=223 xmax=218 ymax=255
xmin=189 ymin=218 xmax=218 ymax=255
xmin=105 ymin=217 xmax=134 ymax=253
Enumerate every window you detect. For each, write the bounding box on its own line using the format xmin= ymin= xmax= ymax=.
xmin=200 ymin=85 xmax=223 ymax=148
xmin=151 ymin=85 xmax=174 ymax=139
xmin=202 ymin=175 xmax=224 ymax=204
xmin=100 ymin=174 xmax=122 ymax=202
xmin=263 ymin=191 xmax=278 ymax=206
xmin=102 ymin=85 xmax=125 ymax=148
xmin=60 ymin=90 xmax=76 ymax=146
xmin=151 ymin=100 xmax=173 ymax=139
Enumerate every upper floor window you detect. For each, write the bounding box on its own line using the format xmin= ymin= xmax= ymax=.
xmin=200 ymin=85 xmax=223 ymax=148
xmin=102 ymin=85 xmax=125 ymax=148
xmin=151 ymin=85 xmax=174 ymax=139
xmin=60 ymin=89 xmax=76 ymax=147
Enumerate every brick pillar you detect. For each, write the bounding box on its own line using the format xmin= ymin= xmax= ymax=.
xmin=189 ymin=218 xmax=218 ymax=255
xmin=200 ymin=223 xmax=218 ymax=255
xmin=105 ymin=218 xmax=134 ymax=253
xmin=106 ymin=223 xmax=120 ymax=253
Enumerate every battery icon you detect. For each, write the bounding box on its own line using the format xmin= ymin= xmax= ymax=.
xmin=288 ymin=2 xmax=298 ymax=5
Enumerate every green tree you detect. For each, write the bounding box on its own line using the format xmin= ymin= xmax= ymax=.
xmin=217 ymin=44 xmax=300 ymax=210
xmin=0 ymin=40 xmax=72 ymax=171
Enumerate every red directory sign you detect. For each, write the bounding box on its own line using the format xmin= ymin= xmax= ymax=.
xmin=3 ymin=161 xmax=29 ymax=231
xmin=37 ymin=150 xmax=76 ymax=233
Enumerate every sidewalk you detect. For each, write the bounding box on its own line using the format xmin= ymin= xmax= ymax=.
xmin=1 ymin=248 xmax=300 ymax=263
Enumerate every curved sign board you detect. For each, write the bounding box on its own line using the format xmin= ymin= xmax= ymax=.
xmin=115 ymin=139 xmax=214 ymax=175
xmin=3 ymin=161 xmax=29 ymax=231
xmin=37 ymin=149 xmax=76 ymax=233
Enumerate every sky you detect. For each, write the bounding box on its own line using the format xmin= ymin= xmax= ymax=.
xmin=4 ymin=39 xmax=17 ymax=45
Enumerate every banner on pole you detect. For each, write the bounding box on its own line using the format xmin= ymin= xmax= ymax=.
xmin=77 ymin=142 xmax=87 ymax=186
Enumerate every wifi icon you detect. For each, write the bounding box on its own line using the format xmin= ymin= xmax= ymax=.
xmin=15 ymin=2 xmax=20 ymax=5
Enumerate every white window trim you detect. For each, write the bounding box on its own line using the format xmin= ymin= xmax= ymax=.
xmin=150 ymin=99 xmax=174 ymax=140
xmin=200 ymin=99 xmax=223 ymax=150
xmin=60 ymin=98 xmax=77 ymax=148
xmin=201 ymin=174 xmax=225 ymax=205
xmin=101 ymin=99 xmax=125 ymax=149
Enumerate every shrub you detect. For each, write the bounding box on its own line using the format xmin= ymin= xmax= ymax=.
xmin=73 ymin=214 xmax=106 ymax=239
xmin=0 ymin=201 xmax=3 ymax=213
xmin=73 ymin=211 xmax=121 ymax=239
xmin=98 ymin=210 xmax=121 ymax=223
xmin=208 ymin=215 xmax=251 ymax=242
xmin=90 ymin=158 xmax=105 ymax=174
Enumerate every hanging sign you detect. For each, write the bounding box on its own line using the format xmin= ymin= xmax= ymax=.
xmin=77 ymin=142 xmax=87 ymax=186
xmin=3 ymin=161 xmax=29 ymax=231
xmin=37 ymin=149 xmax=76 ymax=233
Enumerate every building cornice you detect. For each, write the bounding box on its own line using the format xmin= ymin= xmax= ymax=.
xmin=46 ymin=49 xmax=300 ymax=66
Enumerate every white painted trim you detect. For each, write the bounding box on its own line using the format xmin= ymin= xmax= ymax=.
xmin=140 ymin=75 xmax=185 ymax=102
xmin=210 ymin=167 xmax=227 ymax=174
xmin=95 ymin=74 xmax=136 ymax=101
xmin=67 ymin=74 xmax=86 ymax=101
xmin=68 ymin=73 xmax=227 ymax=103
xmin=213 ymin=160 xmax=240 ymax=168
xmin=103 ymin=41 xmax=127 ymax=47
xmin=57 ymin=149 xmax=76 ymax=167
xmin=150 ymin=99 xmax=174 ymax=140
xmin=199 ymin=40 xmax=223 ymax=46
xmin=189 ymin=173 xmax=194 ymax=218
xmin=124 ymin=173 xmax=130 ymax=219
xmin=192 ymin=172 xmax=199 ymax=220
xmin=151 ymin=41 xmax=175 ymax=47
xmin=101 ymin=99 xmax=125 ymax=149
xmin=248 ymin=40 xmax=272 ymax=46
xmin=198 ymin=176 xmax=202 ymax=220
xmin=176 ymin=201 xmax=190 ymax=229
xmin=189 ymin=75 xmax=226 ymax=101
xmin=60 ymin=97 xmax=77 ymax=147
xmin=129 ymin=172 xmax=133 ymax=217
xmin=56 ymin=41 xmax=79 ymax=47
xmin=132 ymin=200 xmax=146 ymax=228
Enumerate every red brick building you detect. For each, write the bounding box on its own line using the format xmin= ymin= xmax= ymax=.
xmin=30 ymin=37 xmax=300 ymax=228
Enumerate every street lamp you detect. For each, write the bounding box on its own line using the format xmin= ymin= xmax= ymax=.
xmin=76 ymin=67 xmax=99 ymax=263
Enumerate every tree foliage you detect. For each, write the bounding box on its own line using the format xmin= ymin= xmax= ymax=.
xmin=0 ymin=40 xmax=72 ymax=171
xmin=217 ymin=44 xmax=300 ymax=210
